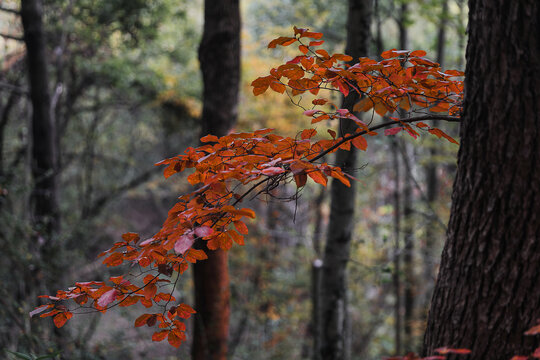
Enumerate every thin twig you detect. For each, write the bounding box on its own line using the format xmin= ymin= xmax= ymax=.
xmin=0 ymin=32 xmax=23 ymax=42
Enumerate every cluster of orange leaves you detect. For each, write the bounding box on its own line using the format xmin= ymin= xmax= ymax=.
xmin=31 ymin=27 xmax=468 ymax=349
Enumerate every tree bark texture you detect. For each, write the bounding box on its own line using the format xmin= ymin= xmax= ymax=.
xmin=320 ymin=1 xmax=372 ymax=359
xmin=192 ymin=1 xmax=240 ymax=359
xmin=423 ymin=1 xmax=540 ymax=359
xmin=21 ymin=0 xmax=59 ymax=238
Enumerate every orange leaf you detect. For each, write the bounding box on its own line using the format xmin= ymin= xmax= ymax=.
xmin=353 ymin=98 xmax=373 ymax=112
xmin=301 ymin=129 xmax=317 ymax=139
xmin=53 ymin=312 xmax=72 ymax=328
xmin=525 ymin=324 xmax=540 ymax=335
xmin=435 ymin=347 xmax=471 ymax=355
xmin=253 ymin=86 xmax=268 ymax=96
xmin=270 ymin=81 xmax=286 ymax=94
xmin=144 ymin=283 xmax=157 ymax=300
xmin=294 ymin=173 xmax=307 ymax=188
xmin=152 ymin=330 xmax=169 ymax=342
xmin=228 ymin=230 xmax=245 ymax=246
xmin=410 ymin=50 xmax=427 ymax=57
xmin=118 ymin=296 xmax=139 ymax=307
xmin=428 ymin=128 xmax=459 ymax=144
xmin=302 ymin=31 xmax=323 ymax=39
xmin=299 ymin=45 xmax=309 ymax=54
xmin=121 ymin=232 xmax=140 ymax=243
xmin=135 ymin=313 xmax=152 ymax=327
xmin=351 ymin=136 xmax=368 ymax=151
xmin=187 ymin=248 xmax=208 ymax=261
xmin=234 ymin=220 xmax=249 ymax=235
xmin=308 ymin=170 xmax=327 ymax=186
xmin=168 ymin=331 xmax=183 ymax=348
xmin=268 ymin=36 xmax=296 ymax=49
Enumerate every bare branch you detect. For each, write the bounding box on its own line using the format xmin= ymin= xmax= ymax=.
xmin=0 ymin=32 xmax=24 ymax=42
xmin=0 ymin=5 xmax=20 ymax=15
xmin=0 ymin=81 xmax=28 ymax=95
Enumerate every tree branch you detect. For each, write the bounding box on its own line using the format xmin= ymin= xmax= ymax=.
xmin=0 ymin=81 xmax=28 ymax=95
xmin=0 ymin=6 xmax=20 ymax=15
xmin=0 ymin=33 xmax=24 ymax=42
xmin=85 ymin=167 xmax=160 ymax=218
xmin=310 ymin=114 xmax=460 ymax=163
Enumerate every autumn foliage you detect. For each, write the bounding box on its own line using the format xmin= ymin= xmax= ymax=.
xmin=29 ymin=27 xmax=488 ymax=354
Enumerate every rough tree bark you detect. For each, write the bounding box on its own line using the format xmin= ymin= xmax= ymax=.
xmin=423 ymin=1 xmax=540 ymax=359
xmin=320 ymin=1 xmax=372 ymax=359
xmin=21 ymin=0 xmax=59 ymax=239
xmin=191 ymin=1 xmax=240 ymax=359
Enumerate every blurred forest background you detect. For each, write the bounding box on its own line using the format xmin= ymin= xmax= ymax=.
xmin=0 ymin=0 xmax=467 ymax=359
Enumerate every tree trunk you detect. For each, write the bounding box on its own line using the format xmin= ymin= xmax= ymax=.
xmin=391 ymin=138 xmax=402 ymax=356
xmin=21 ymin=0 xmax=59 ymax=239
xmin=423 ymin=1 xmax=540 ymax=359
xmin=192 ymin=1 xmax=240 ymax=359
xmin=320 ymin=1 xmax=372 ymax=359
xmin=421 ymin=0 xmax=447 ymax=328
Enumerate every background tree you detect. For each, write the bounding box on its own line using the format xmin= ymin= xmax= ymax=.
xmin=192 ymin=0 xmax=240 ymax=359
xmin=320 ymin=1 xmax=372 ymax=359
xmin=423 ymin=1 xmax=540 ymax=359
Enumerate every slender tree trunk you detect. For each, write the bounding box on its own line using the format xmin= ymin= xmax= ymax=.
xmin=391 ymin=2 xmax=412 ymax=352
xmin=391 ymin=139 xmax=402 ymax=356
xmin=320 ymin=2 xmax=372 ymax=359
xmin=21 ymin=0 xmax=59 ymax=239
xmin=423 ymin=1 xmax=540 ymax=359
xmin=192 ymin=1 xmax=240 ymax=359
xmin=422 ymin=0 xmax=447 ymax=327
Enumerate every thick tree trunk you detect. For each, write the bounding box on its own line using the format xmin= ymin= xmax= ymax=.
xmin=423 ymin=1 xmax=540 ymax=359
xmin=21 ymin=0 xmax=59 ymax=239
xmin=320 ymin=1 xmax=371 ymax=359
xmin=192 ymin=1 xmax=240 ymax=359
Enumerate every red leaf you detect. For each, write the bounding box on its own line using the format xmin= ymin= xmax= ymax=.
xmin=174 ymin=234 xmax=195 ymax=254
xmin=303 ymin=109 xmax=319 ymax=116
xmin=134 ymin=313 xmax=152 ymax=327
xmin=30 ymin=304 xmax=52 ymax=318
xmin=384 ymin=127 xmax=403 ymax=136
xmin=194 ymin=226 xmax=214 ymax=238
xmin=261 ymin=167 xmax=285 ymax=176
xmin=97 ymin=289 xmax=118 ymax=308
